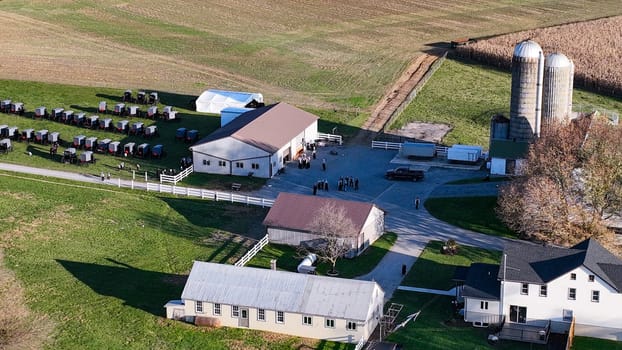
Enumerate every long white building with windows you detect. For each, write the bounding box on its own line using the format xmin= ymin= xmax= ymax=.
xmin=165 ymin=261 xmax=385 ymax=344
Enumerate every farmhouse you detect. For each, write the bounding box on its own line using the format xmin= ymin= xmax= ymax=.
xmin=190 ymin=102 xmax=318 ymax=178
xmin=461 ymin=238 xmax=622 ymax=342
xmin=263 ymin=193 xmax=385 ymax=258
xmin=165 ymin=261 xmax=385 ymax=344
xmin=195 ymin=89 xmax=264 ymax=114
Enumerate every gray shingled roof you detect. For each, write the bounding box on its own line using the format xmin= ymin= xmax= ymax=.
xmin=498 ymin=238 xmax=622 ymax=292
xmin=181 ymin=261 xmax=383 ymax=322
xmin=462 ymin=263 xmax=501 ymax=300
xmin=190 ymin=102 xmax=318 ymax=153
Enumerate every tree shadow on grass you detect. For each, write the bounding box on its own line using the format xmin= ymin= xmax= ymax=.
xmin=56 ymin=258 xmax=185 ymax=316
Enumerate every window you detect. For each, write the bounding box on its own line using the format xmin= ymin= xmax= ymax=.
xmin=346 ymin=321 xmax=357 ymax=331
xmin=195 ymin=301 xmax=203 ymax=313
xmin=592 ymin=290 xmax=600 ymax=303
xmin=570 ymin=273 xmax=576 ymax=280
xmin=203 ymin=159 xmax=210 ymax=166
xmin=480 ymin=301 xmax=489 ymax=310
xmin=257 ymin=309 xmax=265 ymax=321
xmin=276 ymin=311 xmax=284 ymax=324
xmin=540 ymin=285 xmax=548 ymax=297
xmin=236 ymin=162 xmax=244 ymax=168
xmin=252 ymin=163 xmax=259 ymax=169
xmin=213 ymin=303 xmax=221 ymax=316
xmin=218 ymin=160 xmax=226 ymax=167
xmin=568 ymin=288 xmax=576 ymax=300
xmin=303 ymin=316 xmax=312 ymax=326
xmin=588 ymin=275 xmax=595 ymax=282
xmin=325 ymin=319 xmax=335 ymax=328
xmin=521 ymin=283 xmax=529 ymax=295
xmin=232 ymin=305 xmax=239 ymax=318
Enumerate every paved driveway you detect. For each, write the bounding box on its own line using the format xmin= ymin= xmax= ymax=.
xmin=255 ymin=145 xmax=509 ymax=298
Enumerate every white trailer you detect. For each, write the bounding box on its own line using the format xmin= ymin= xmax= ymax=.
xmin=401 ymin=142 xmax=436 ymax=158
xmin=447 ymin=145 xmax=483 ymax=163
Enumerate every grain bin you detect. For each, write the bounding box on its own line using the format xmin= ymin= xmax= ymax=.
xmin=542 ymin=53 xmax=574 ymax=125
xmin=509 ymin=40 xmax=544 ymax=141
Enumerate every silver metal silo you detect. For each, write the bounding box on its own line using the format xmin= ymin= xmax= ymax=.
xmin=509 ymin=40 xmax=544 ymax=141
xmin=542 ymin=53 xmax=574 ymax=124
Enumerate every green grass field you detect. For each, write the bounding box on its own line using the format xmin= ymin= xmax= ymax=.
xmin=425 ymin=196 xmax=516 ymax=238
xmin=247 ymin=233 xmax=397 ymax=278
xmin=0 ymin=172 xmax=350 ymax=349
xmin=392 ymin=59 xmax=622 ymax=147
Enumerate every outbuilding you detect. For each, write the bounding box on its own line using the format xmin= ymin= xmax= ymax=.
xmin=263 ymin=193 xmax=385 ymax=258
xmin=165 ymin=261 xmax=384 ymax=344
xmin=190 ymin=102 xmax=318 ymax=178
xmin=195 ymin=89 xmax=264 ymax=114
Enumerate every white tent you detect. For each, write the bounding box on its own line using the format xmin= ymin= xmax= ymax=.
xmin=195 ymin=89 xmax=263 ymax=114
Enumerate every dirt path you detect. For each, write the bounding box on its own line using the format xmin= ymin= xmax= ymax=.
xmin=352 ymin=50 xmax=446 ymax=144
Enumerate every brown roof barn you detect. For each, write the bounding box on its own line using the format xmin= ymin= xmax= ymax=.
xmin=263 ymin=193 xmax=386 ymax=257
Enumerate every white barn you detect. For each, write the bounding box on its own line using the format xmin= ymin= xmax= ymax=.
xmin=190 ymin=103 xmax=318 ymax=178
xmin=195 ymin=89 xmax=263 ymax=114
xmin=263 ymin=193 xmax=386 ymax=258
xmin=461 ymin=238 xmax=622 ymax=342
xmin=165 ymin=261 xmax=385 ymax=344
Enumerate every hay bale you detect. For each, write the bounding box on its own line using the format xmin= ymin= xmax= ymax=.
xmin=195 ymin=316 xmax=221 ymax=328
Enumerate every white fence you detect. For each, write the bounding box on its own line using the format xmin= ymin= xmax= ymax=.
xmin=371 ymin=141 xmax=449 ymax=158
xmin=354 ymin=337 xmax=366 ymax=350
xmin=235 ymin=234 xmax=269 ymax=267
xmin=144 ymin=182 xmax=275 ymax=208
xmin=371 ymin=141 xmax=402 ymax=150
xmin=160 ymin=165 xmax=193 ymax=185
xmin=317 ymin=132 xmax=343 ymax=145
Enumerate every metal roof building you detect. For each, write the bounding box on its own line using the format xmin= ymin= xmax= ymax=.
xmin=167 ymin=261 xmax=385 ymax=344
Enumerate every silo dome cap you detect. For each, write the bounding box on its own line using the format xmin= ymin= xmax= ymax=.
xmin=513 ymin=40 xmax=543 ymax=58
xmin=545 ymin=53 xmax=572 ymax=67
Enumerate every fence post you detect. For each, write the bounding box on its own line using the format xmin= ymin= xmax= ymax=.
xmin=132 ymin=170 xmax=135 ymax=180
xmin=131 ymin=180 xmax=134 ymax=189
xmin=145 ymin=171 xmax=148 ymax=182
xmin=173 ymin=185 xmax=176 ymax=195
xmin=118 ymin=178 xmax=121 ymax=188
xmin=159 ymin=183 xmax=162 ymax=193
xmin=186 ymin=187 xmax=189 ymax=196
xmin=201 ymin=189 xmax=205 ymax=199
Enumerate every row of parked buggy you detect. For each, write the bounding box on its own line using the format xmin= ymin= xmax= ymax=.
xmin=71 ymin=135 xmax=165 ymax=158
xmin=1 ymin=96 xmax=179 ymax=122
xmin=0 ymin=126 xmax=62 ymax=145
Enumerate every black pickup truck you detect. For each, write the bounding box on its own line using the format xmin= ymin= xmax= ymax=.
xmin=385 ymin=167 xmax=425 ymax=181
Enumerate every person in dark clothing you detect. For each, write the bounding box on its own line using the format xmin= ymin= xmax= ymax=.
xmin=313 ymin=184 xmax=317 ymax=195
xmin=414 ymin=197 xmax=420 ymax=209
xmin=354 ymin=178 xmax=359 ymax=191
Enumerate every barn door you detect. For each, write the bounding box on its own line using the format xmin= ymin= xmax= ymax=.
xmin=238 ymin=308 xmax=249 ymax=327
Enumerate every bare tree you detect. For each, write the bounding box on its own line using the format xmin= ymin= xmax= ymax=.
xmin=497 ymin=116 xmax=619 ymax=246
xmin=305 ymin=202 xmax=358 ymax=274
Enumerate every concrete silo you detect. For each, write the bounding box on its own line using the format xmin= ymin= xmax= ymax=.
xmin=542 ymin=53 xmax=574 ymax=124
xmin=509 ymin=40 xmax=544 ymax=141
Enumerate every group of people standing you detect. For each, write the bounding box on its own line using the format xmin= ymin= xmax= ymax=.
xmin=312 ymin=179 xmax=329 ymax=195
xmin=338 ymin=176 xmax=359 ymax=191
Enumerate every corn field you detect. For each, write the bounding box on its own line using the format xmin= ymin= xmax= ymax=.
xmin=455 ymin=16 xmax=622 ymax=97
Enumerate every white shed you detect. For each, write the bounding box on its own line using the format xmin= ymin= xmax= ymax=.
xmin=165 ymin=261 xmax=384 ymax=344
xmin=263 ymin=193 xmax=385 ymax=258
xmin=195 ymin=89 xmax=264 ymax=114
xmin=190 ymin=102 xmax=318 ymax=178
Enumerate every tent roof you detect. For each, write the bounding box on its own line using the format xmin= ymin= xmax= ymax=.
xmin=195 ymin=89 xmax=263 ymax=114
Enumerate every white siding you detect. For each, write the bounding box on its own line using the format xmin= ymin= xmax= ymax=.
xmin=490 ymin=157 xmax=506 ymax=175
xmin=463 ymin=297 xmax=500 ymax=324
xmin=192 ymin=138 xmax=273 ymax=177
xmin=184 ymin=300 xmax=368 ymax=343
xmin=502 ymin=266 xmax=622 ymax=331
xmin=268 ymin=227 xmax=358 ymax=257
xmin=359 ymin=207 xmax=384 ymax=252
